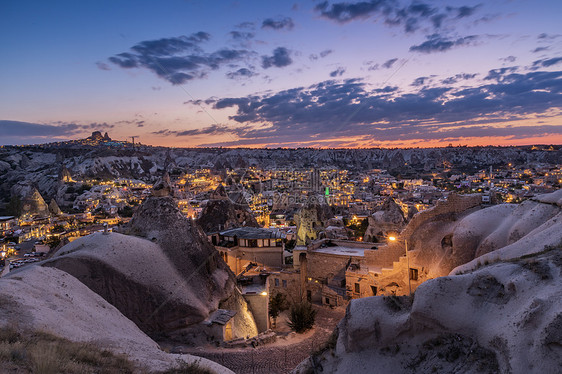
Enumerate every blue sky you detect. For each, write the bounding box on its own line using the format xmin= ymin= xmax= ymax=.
xmin=1 ymin=0 xmax=561 ymax=147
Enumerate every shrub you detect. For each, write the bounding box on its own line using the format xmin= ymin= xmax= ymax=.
xmin=288 ymin=302 xmax=317 ymax=333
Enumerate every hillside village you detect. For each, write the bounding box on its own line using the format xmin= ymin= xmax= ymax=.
xmin=0 ymin=136 xmax=561 ymax=373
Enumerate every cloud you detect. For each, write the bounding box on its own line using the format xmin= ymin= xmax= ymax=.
xmin=261 ymin=47 xmax=293 ymax=68
xmin=411 ymin=76 xmax=430 ymax=86
xmin=538 ymin=33 xmax=561 ymax=40
xmin=203 ymin=68 xmax=562 ymax=146
xmin=229 ymin=31 xmax=255 ymax=41
xmin=441 ymin=73 xmax=477 ymax=84
xmin=381 ymin=58 xmax=398 ymax=69
xmin=315 ymin=1 xmax=481 ymax=33
xmin=484 ymin=66 xmax=519 ymax=80
xmin=531 ymin=46 xmax=549 ymax=53
xmin=0 ymin=120 xmax=80 ymax=137
xmin=330 ymin=67 xmax=346 ymax=77
xmin=500 ymin=55 xmax=516 ymax=63
xmin=449 ymin=5 xmax=480 ymax=18
xmin=152 ymin=124 xmax=248 ymax=137
xmin=532 ymin=57 xmax=562 ymax=69
xmin=310 ymin=49 xmax=334 ymax=61
xmin=96 ymin=62 xmax=110 ymax=70
xmin=262 ymin=16 xmax=295 ymax=30
xmin=107 ymin=32 xmax=254 ymax=85
xmin=409 ymin=34 xmax=478 ymax=53
xmin=227 ymin=68 xmax=258 ymax=79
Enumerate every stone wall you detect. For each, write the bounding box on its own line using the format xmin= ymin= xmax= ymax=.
xmin=243 ymin=293 xmax=269 ymax=333
xmin=269 ymin=270 xmax=301 ymax=304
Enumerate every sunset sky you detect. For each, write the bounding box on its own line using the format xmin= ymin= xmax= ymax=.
xmin=1 ymin=0 xmax=561 ymax=148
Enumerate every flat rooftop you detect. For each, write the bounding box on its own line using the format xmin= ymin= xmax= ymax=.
xmin=312 ymin=246 xmax=366 ymax=257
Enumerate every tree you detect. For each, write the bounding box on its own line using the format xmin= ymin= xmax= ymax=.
xmin=269 ymin=292 xmax=288 ymax=327
xmin=287 ymin=302 xmax=317 ymax=333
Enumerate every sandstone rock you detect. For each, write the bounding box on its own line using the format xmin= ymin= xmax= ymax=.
xmin=363 ymin=197 xmax=405 ymax=242
xmin=48 ymin=199 xmax=62 ymax=215
xmin=45 ymin=196 xmax=258 ymax=343
xmin=152 ymin=172 xmax=172 ymax=197
xmin=21 ymin=187 xmax=49 ymax=217
xmin=197 ymin=184 xmax=259 ymax=233
xmin=295 ymin=248 xmax=562 ymax=374
xmin=295 ymin=204 xmax=334 ymax=245
xmin=0 ymin=266 xmax=233 ymax=373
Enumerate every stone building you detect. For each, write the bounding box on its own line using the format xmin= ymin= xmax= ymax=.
xmin=211 ymin=227 xmax=286 ymax=274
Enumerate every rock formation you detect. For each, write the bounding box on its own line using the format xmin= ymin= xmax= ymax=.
xmin=152 ymin=172 xmax=172 ymax=197
xmin=48 ymin=199 xmax=62 ymax=216
xmin=295 ymin=191 xmax=562 ymax=373
xmin=363 ymin=197 xmax=406 ymax=242
xmin=21 ymin=187 xmax=49 ymax=217
xmin=197 ymin=184 xmax=259 ymax=234
xmin=44 ymin=196 xmax=258 ymax=344
xmin=295 ymin=204 xmax=334 ymax=245
xmin=400 ymin=191 xmax=562 ymax=280
xmin=58 ymin=165 xmax=73 ymax=183
xmin=0 ymin=266 xmax=233 ymax=373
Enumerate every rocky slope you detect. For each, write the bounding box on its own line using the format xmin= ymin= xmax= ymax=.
xmin=43 ymin=196 xmax=258 ymax=343
xmin=1 ymin=144 xmax=559 ymax=203
xmin=390 ymin=191 xmax=562 ymax=282
xmin=294 ymin=190 xmax=562 ymax=374
xmin=0 ymin=266 xmax=233 ymax=373
xmin=295 ymin=246 xmax=561 ymax=374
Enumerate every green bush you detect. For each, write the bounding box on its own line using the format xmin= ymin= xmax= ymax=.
xmin=288 ymin=302 xmax=317 ymax=333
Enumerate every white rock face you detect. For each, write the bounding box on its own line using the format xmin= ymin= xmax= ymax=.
xmin=403 ymin=191 xmax=562 ymax=279
xmin=0 ymin=266 xmax=233 ymax=373
xmin=295 ymin=248 xmax=562 ymax=374
xmin=295 ymin=191 xmax=562 ymax=374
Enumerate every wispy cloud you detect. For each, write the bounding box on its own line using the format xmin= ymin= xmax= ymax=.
xmin=409 ymin=34 xmax=479 ymax=53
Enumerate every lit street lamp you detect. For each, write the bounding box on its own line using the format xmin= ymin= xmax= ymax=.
xmin=388 ymin=236 xmax=411 ymax=296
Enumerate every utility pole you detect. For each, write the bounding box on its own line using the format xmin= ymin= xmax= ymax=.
xmin=406 ymin=239 xmax=411 ymax=297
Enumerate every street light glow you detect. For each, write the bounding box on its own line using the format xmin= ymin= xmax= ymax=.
xmin=388 ymin=236 xmax=397 ymax=241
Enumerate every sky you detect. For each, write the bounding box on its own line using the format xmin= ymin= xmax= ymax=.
xmin=1 ymin=0 xmax=562 ymax=148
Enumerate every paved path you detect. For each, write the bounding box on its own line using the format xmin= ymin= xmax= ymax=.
xmin=173 ymin=305 xmax=346 ymax=374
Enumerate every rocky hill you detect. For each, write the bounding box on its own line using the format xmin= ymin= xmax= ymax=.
xmin=294 ymin=190 xmax=562 ymax=374
xmin=0 ymin=194 xmax=263 ymax=372
xmin=0 ymin=266 xmax=233 ymax=373
xmin=394 ymin=191 xmax=562 ymax=283
xmin=1 ymin=144 xmax=559 ymax=204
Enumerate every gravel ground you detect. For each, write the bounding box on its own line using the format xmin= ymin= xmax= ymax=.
xmin=171 ymin=305 xmax=346 ymax=374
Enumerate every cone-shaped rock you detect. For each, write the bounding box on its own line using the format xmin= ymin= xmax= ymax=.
xmin=198 ymin=184 xmax=259 ymax=234
xmin=21 ymin=188 xmax=49 ymax=217
xmin=49 ymin=199 xmax=62 ymax=216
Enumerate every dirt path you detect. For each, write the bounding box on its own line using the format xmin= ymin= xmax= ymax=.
xmin=171 ymin=305 xmax=346 ymax=374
